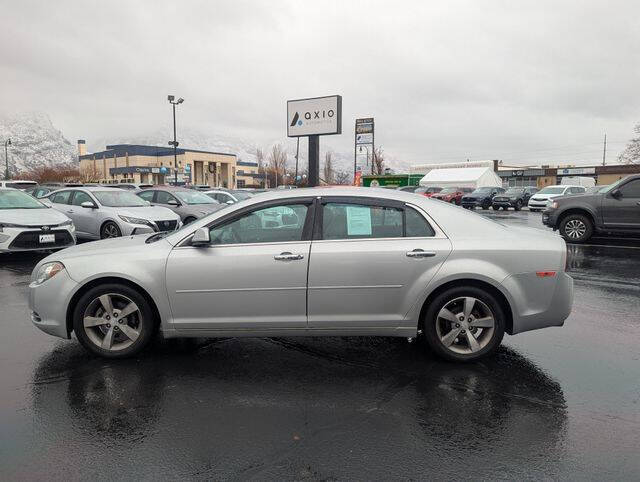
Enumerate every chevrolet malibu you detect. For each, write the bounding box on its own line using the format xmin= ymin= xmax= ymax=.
xmin=29 ymin=188 xmax=573 ymax=362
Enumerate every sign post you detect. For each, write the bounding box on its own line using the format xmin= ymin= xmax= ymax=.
xmin=287 ymin=95 xmax=342 ymax=187
xmin=355 ymin=117 xmax=374 ymax=183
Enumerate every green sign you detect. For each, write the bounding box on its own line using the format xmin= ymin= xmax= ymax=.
xmin=361 ymin=174 xmax=423 ymax=188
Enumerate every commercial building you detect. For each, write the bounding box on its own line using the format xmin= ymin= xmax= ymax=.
xmin=364 ymin=159 xmax=640 ymax=189
xmin=236 ymin=160 xmax=265 ymax=188
xmin=77 ymin=140 xmax=253 ymax=188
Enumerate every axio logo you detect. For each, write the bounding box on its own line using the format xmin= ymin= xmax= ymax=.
xmin=290 ymin=112 xmax=302 ymax=127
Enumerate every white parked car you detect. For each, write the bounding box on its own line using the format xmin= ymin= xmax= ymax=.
xmin=527 ymin=185 xmax=586 ymax=212
xmin=0 ymin=180 xmax=38 ymax=190
xmin=205 ymin=189 xmax=255 ymax=204
xmin=0 ymin=188 xmax=75 ymax=253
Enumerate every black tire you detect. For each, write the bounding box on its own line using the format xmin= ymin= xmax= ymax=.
xmin=73 ymin=283 xmax=157 ymax=358
xmin=101 ymin=221 xmax=122 ymax=239
xmin=559 ymin=213 xmax=593 ymax=243
xmin=183 ymin=216 xmax=197 ymax=225
xmin=481 ymin=203 xmax=489 ymax=210
xmin=492 ymin=205 xmax=500 ymax=211
xmin=514 ymin=200 xmax=523 ymax=211
xmin=422 ymin=286 xmax=505 ymax=362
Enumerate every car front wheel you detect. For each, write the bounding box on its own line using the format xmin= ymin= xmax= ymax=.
xmin=514 ymin=200 xmax=523 ymax=211
xmin=492 ymin=205 xmax=500 ymax=210
xmin=423 ymin=286 xmax=505 ymax=362
xmin=559 ymin=214 xmax=593 ymax=243
xmin=101 ymin=221 xmax=122 ymax=239
xmin=73 ymin=283 xmax=157 ymax=358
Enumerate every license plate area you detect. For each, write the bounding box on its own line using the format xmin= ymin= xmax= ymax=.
xmin=39 ymin=234 xmax=55 ymax=243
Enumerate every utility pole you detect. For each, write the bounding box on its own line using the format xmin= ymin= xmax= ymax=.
xmin=3 ymin=139 xmax=11 ymax=180
xmin=602 ymin=133 xmax=607 ymax=166
xmin=167 ymin=95 xmax=184 ymax=185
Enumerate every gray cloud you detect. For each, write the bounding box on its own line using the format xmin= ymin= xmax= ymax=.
xmin=1 ymin=0 xmax=639 ymax=165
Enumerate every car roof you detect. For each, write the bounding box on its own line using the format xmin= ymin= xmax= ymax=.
xmin=142 ymin=186 xmax=192 ymax=192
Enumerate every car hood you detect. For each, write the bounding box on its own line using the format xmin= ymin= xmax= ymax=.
xmin=117 ymin=206 xmax=180 ymax=220
xmin=0 ymin=207 xmax=70 ymax=226
xmin=555 ymin=193 xmax=600 ymax=205
xmin=530 ymin=193 xmax=564 ymax=200
xmin=45 ymin=233 xmax=162 ymax=261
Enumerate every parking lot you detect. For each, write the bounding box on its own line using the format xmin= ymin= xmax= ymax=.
xmin=1 ymin=208 xmax=638 ymax=480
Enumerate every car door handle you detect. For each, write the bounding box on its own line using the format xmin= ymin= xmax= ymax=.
xmin=274 ymin=252 xmax=304 ymax=261
xmin=406 ymin=249 xmax=436 ymax=258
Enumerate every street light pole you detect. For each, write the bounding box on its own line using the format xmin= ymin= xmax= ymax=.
xmin=167 ymin=95 xmax=184 ymax=185
xmin=4 ymin=139 xmax=11 ymax=180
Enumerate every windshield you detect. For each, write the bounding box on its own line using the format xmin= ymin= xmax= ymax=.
xmin=6 ymin=182 xmax=38 ymax=189
xmin=537 ymin=186 xmax=565 ymax=195
xmin=231 ymin=191 xmax=253 ymax=201
xmin=599 ymin=177 xmax=628 ymax=194
xmin=93 ymin=190 xmax=148 ymax=207
xmin=504 ymin=188 xmax=523 ymax=196
xmin=471 ymin=187 xmax=493 ymax=195
xmin=175 ymin=191 xmax=218 ymax=205
xmin=0 ymin=189 xmax=46 ymax=209
xmin=439 ymin=188 xmax=458 ymax=194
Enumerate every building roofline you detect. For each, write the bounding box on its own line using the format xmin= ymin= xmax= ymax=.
xmin=79 ymin=143 xmax=237 ymax=160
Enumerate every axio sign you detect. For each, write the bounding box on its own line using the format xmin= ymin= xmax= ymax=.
xmin=287 ymin=95 xmax=342 ymax=137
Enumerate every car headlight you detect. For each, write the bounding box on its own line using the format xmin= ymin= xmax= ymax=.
xmin=0 ymin=223 xmax=26 ymax=232
xmin=118 ymin=215 xmax=152 ymax=226
xmin=33 ymin=262 xmax=65 ymax=286
xmin=58 ymin=219 xmax=73 ymax=227
xmin=549 ymin=201 xmax=558 ymax=209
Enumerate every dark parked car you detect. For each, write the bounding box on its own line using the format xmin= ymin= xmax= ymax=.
xmin=461 ymin=186 xmax=505 ymax=210
xmin=25 ymin=186 xmax=54 ymax=198
xmin=430 ymin=187 xmax=473 ymax=205
xmin=542 ymin=175 xmax=640 ymax=243
xmin=492 ymin=187 xmax=538 ymax=211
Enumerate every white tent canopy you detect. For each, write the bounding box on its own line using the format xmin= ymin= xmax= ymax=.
xmin=419 ymin=167 xmax=502 ymax=189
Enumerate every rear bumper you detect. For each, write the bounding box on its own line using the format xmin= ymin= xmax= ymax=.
xmin=503 ymin=271 xmax=573 ymax=335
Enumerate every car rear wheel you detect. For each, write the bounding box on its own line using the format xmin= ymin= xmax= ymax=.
xmin=73 ymin=283 xmax=156 ymax=358
xmin=514 ymin=200 xmax=523 ymax=211
xmin=559 ymin=214 xmax=593 ymax=243
xmin=492 ymin=205 xmax=500 ymax=210
xmin=423 ymin=286 xmax=505 ymax=362
xmin=101 ymin=221 xmax=122 ymax=239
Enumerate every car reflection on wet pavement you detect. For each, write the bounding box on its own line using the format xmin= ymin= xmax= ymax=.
xmin=1 ymin=210 xmax=639 ymax=480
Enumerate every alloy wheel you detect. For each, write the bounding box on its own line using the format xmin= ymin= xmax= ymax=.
xmin=564 ymin=219 xmax=586 ymax=239
xmin=83 ymin=293 xmax=142 ymax=351
xmin=435 ymin=297 xmax=495 ymax=355
xmin=102 ymin=223 xmax=121 ymax=238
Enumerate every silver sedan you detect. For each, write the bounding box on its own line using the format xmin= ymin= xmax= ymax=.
xmin=44 ymin=187 xmax=181 ymax=239
xmin=29 ymin=187 xmax=573 ymax=362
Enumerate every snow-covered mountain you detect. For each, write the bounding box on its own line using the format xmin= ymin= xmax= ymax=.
xmin=0 ymin=112 xmax=77 ymax=175
xmin=0 ymin=112 xmax=407 ymax=178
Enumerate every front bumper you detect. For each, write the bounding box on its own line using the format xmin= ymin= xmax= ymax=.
xmin=29 ymin=268 xmax=79 ymax=339
xmin=0 ymin=226 xmax=76 ymax=253
xmin=528 ymin=200 xmax=549 ymax=209
xmin=542 ymin=209 xmax=560 ymax=228
xmin=492 ymin=199 xmax=516 ymax=208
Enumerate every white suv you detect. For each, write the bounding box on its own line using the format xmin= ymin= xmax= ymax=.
xmin=528 ymin=185 xmax=586 ymax=212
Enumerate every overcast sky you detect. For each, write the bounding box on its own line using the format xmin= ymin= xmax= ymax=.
xmin=2 ymin=0 xmax=639 ymax=165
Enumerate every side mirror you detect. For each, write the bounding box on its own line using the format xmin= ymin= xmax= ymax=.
xmin=191 ymin=227 xmax=210 ymax=246
xmin=167 ymin=199 xmax=180 ymax=206
xmin=611 ymin=189 xmax=622 ymax=199
xmin=81 ymin=201 xmax=97 ymax=209
xmin=226 ymin=200 xmax=234 ymax=205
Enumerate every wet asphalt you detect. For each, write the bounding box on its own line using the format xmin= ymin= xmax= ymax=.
xmin=0 ymin=209 xmax=639 ymax=480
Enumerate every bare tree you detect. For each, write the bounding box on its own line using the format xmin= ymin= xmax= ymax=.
xmin=322 ymin=151 xmax=335 ymax=184
xmin=334 ymin=170 xmax=352 ymax=185
xmin=256 ymin=147 xmax=268 ymax=187
xmin=268 ymin=144 xmax=288 ymax=187
xmin=372 ymin=147 xmax=386 ymax=175
xmin=618 ymin=123 xmax=640 ymax=164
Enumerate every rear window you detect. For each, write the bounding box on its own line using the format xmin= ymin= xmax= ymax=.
xmin=6 ymin=182 xmax=37 ymax=190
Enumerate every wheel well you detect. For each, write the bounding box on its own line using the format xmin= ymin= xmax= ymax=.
xmin=557 ymin=209 xmax=595 ymax=228
xmin=65 ymin=276 xmax=162 ymax=337
xmin=99 ymin=219 xmax=119 ymax=234
xmin=418 ymin=279 xmax=514 ymax=335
